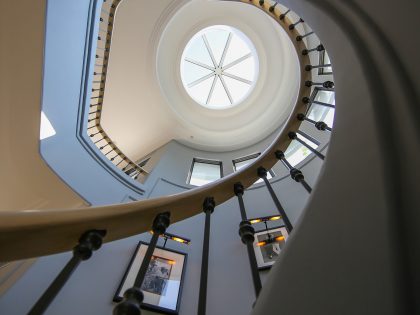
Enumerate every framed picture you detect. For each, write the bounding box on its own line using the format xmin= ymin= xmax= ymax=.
xmin=253 ymin=226 xmax=289 ymax=270
xmin=114 ymin=241 xmax=187 ymax=314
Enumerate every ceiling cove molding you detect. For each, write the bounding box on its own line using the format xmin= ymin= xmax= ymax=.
xmin=155 ymin=0 xmax=301 ymax=151
xmin=146 ymin=0 xmax=191 ymax=77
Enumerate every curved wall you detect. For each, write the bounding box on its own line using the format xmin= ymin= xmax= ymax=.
xmin=0 ymin=1 xmax=334 ymax=315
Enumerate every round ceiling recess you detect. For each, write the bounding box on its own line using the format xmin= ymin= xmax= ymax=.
xmin=180 ymin=25 xmax=259 ymax=110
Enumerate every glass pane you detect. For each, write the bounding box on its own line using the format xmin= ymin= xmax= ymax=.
xmin=309 ymin=90 xmax=335 ymax=127
xmin=183 ymin=36 xmax=213 ymax=67
xmin=180 ymin=25 xmax=259 ymax=109
xmin=285 ymin=135 xmax=318 ymax=167
xmin=314 ymin=90 xmax=335 ymax=104
xmin=189 ymin=161 xmax=221 ymax=186
xmin=205 ymin=28 xmax=230 ymax=65
xmin=322 ymin=51 xmax=332 ymax=73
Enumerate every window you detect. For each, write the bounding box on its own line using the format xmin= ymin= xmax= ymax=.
xmin=285 ymin=131 xmax=319 ymax=167
xmin=306 ymin=88 xmax=335 ymax=127
xmin=180 ymin=25 xmax=259 ymax=109
xmin=318 ymin=50 xmax=333 ymax=75
xmin=40 ymin=111 xmax=56 ymax=140
xmin=188 ymin=158 xmax=223 ymax=186
xmin=233 ymin=153 xmax=274 ymax=183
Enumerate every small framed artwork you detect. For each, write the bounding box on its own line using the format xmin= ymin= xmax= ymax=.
xmin=114 ymin=241 xmax=187 ymax=314
xmin=253 ymin=226 xmax=289 ymax=270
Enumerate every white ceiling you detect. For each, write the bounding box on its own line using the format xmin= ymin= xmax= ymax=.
xmin=100 ymin=0 xmax=300 ymax=161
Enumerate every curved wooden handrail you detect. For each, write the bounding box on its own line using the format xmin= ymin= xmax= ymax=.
xmin=0 ymin=0 xmax=313 ymax=262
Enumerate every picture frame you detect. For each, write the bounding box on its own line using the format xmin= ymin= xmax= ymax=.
xmin=253 ymin=226 xmax=289 ymax=270
xmin=114 ymin=241 xmax=187 ymax=315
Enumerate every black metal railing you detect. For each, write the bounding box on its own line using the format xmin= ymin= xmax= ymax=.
xmin=26 ymin=1 xmax=336 ymax=314
xmin=86 ymin=0 xmax=149 ymax=184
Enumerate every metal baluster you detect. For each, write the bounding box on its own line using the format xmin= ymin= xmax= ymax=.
xmin=302 ymin=96 xmax=335 ymax=109
xmin=89 ymin=130 xmax=103 ymax=137
xmin=279 ymin=9 xmax=290 ymax=21
xmin=269 ymin=2 xmax=278 ymax=12
xmin=289 ymin=18 xmax=304 ymax=30
xmin=94 ymin=136 xmax=108 ymax=144
xmin=275 ymin=151 xmax=312 ymax=193
xmin=302 ymin=44 xmax=325 ymax=56
xmin=113 ymin=212 xmax=171 ymax=315
xmin=288 ymin=132 xmax=325 ymax=159
xmin=305 ymin=64 xmax=332 ymax=71
xmin=116 ymin=157 xmax=126 ymax=167
xmin=197 ymin=197 xmax=216 ymax=315
xmin=28 ymin=230 xmax=106 ymax=315
xmin=297 ymin=113 xmax=332 ymax=132
xmin=304 ymin=80 xmax=334 ymax=89
xmin=87 ymin=124 xmax=100 ymax=130
xmin=234 ymin=183 xmax=262 ymax=296
xmin=296 ymin=31 xmax=314 ymax=41
xmin=257 ymin=167 xmax=293 ymax=233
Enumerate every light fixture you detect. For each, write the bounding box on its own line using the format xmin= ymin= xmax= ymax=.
xmin=248 ymin=214 xmax=282 ymax=225
xmin=149 ymin=231 xmax=191 ymax=247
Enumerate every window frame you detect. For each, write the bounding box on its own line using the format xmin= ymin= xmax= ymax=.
xmin=187 ymin=158 xmax=223 ymax=186
xmin=305 ymin=87 xmax=335 ymax=117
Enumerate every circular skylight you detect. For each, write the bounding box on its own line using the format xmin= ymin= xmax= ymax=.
xmin=180 ymin=25 xmax=259 ymax=110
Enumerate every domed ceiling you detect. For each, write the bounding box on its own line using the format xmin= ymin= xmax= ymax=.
xmin=100 ymin=0 xmax=300 ymax=161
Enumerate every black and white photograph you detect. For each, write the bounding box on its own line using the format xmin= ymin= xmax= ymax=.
xmin=253 ymin=226 xmax=289 ymax=269
xmin=114 ymin=242 xmax=187 ymax=314
xmin=141 ymin=255 xmax=173 ymax=295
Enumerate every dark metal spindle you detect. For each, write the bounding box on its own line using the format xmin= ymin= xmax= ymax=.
xmin=302 ymin=44 xmax=325 ymax=56
xmin=289 ymin=18 xmax=304 ymax=30
xmin=197 ymin=197 xmax=215 ymax=315
xmin=94 ymin=137 xmax=107 ymax=144
xmin=296 ymin=31 xmax=314 ymax=41
xmin=99 ymin=143 xmax=110 ymax=150
xmin=87 ymin=124 xmax=99 ymax=130
xmin=89 ymin=130 xmax=103 ymax=137
xmin=297 ymin=113 xmax=332 ymax=132
xmin=279 ymin=9 xmax=290 ymax=21
xmin=302 ymin=96 xmax=335 ymax=109
xmin=110 ymin=153 xmax=119 ymax=161
xmin=304 ymin=80 xmax=334 ymax=89
xmin=234 ymin=183 xmax=262 ymax=297
xmin=116 ymin=157 xmax=126 ymax=167
xmin=269 ymin=2 xmax=277 ymax=12
xmin=305 ymin=64 xmax=332 ymax=71
xmin=275 ymin=151 xmax=312 ymax=193
xmin=28 ymin=230 xmax=106 ymax=315
xmin=288 ymin=131 xmax=325 ymax=160
xmin=104 ymin=148 xmax=115 ymax=155
xmin=113 ymin=212 xmax=171 ymax=315
xmin=257 ymin=167 xmax=293 ymax=233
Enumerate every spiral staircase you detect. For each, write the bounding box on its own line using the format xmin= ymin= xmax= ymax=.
xmin=0 ymin=0 xmax=419 ymax=314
